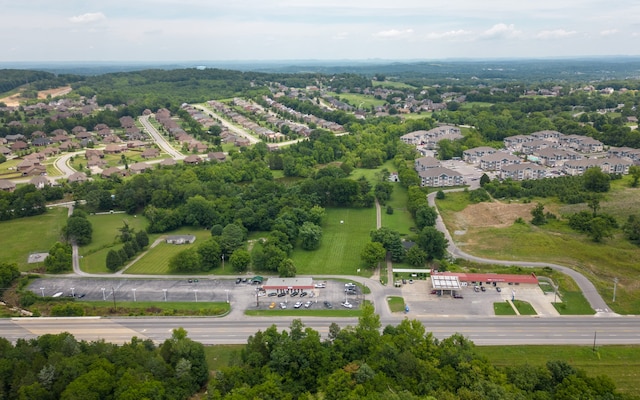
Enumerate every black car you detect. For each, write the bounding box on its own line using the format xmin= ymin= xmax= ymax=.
xmin=235 ymin=278 xmax=242 ymax=284
xmin=277 ymin=292 xmax=286 ymax=297
xmin=481 ymin=286 xmax=486 ymax=292
xmin=300 ymin=291 xmax=308 ymax=297
xmin=268 ymin=292 xmax=278 ymax=297
xmin=323 ymin=301 xmax=333 ymax=309
xmin=290 ymin=291 xmax=298 ymax=297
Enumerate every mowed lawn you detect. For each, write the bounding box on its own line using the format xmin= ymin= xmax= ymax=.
xmin=291 ymin=207 xmax=376 ymax=275
xmin=381 ymin=184 xmax=415 ymax=237
xmin=0 ymin=207 xmax=68 ymax=271
xmin=79 ymin=213 xmax=152 ymax=273
xmin=124 ymin=228 xmax=212 ymax=275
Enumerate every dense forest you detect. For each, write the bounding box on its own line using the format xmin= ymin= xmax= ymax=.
xmin=206 ymin=307 xmax=627 ymax=399
xmin=0 ymin=328 xmax=207 ymax=400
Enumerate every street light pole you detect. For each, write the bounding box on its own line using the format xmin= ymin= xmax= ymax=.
xmin=221 ymin=254 xmax=225 ymax=271
xmin=40 ymin=287 xmax=45 ymax=298
xmin=225 ymin=289 xmax=229 ymax=303
xmin=70 ymin=287 xmax=75 ymax=297
xmin=101 ymin=287 xmax=106 ymax=301
xmin=132 ymin=289 xmax=136 ymax=302
xmin=613 ymin=278 xmax=618 ymax=302
xmin=163 ymin=289 xmax=167 ymax=302
xmin=194 ymin=289 xmax=198 ymax=302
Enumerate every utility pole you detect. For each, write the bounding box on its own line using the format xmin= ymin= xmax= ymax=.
xmin=112 ymin=287 xmax=117 ymax=311
xmin=613 ymin=278 xmax=618 ymax=302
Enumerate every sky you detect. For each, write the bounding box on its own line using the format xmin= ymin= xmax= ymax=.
xmin=2 ymin=0 xmax=640 ymax=62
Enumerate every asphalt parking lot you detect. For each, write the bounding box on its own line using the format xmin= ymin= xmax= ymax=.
xmin=400 ymin=279 xmax=559 ymax=317
xmin=28 ymin=277 xmax=365 ymax=311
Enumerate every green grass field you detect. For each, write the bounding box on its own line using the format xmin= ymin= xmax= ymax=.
xmin=326 ymin=92 xmax=386 ymax=109
xmin=380 ymin=184 xmax=415 ymax=237
xmin=291 ymin=207 xmax=377 ymax=275
xmin=350 ymin=159 xmax=396 ymax=183
xmin=121 ymin=227 xmax=212 ymax=275
xmin=79 ymin=213 xmax=153 ymax=273
xmin=0 ymin=207 xmax=68 ymax=271
xmin=475 ymin=345 xmax=640 ymax=395
xmin=372 ymin=80 xmax=417 ymax=89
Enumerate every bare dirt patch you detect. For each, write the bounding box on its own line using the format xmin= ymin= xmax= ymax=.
xmin=0 ymin=86 xmax=72 ymax=107
xmin=454 ymin=201 xmax=536 ymax=229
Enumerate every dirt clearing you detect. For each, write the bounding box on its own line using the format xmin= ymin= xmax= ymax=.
xmin=454 ymin=201 xmax=536 ymax=229
xmin=0 ymin=86 xmax=72 ymax=107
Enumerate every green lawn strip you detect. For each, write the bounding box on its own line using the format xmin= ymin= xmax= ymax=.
xmin=245 ymin=308 xmax=363 ymax=317
xmin=386 ymin=296 xmax=405 ymax=312
xmin=32 ymin=300 xmax=229 ymax=317
xmin=475 ymin=345 xmax=640 ymax=395
xmin=123 ymin=228 xmax=212 ymax=275
xmin=512 ymin=300 xmax=537 ymax=315
xmin=494 ymin=301 xmax=517 ymax=315
xmin=381 ymin=184 xmax=415 ymax=236
xmin=458 ymin=101 xmax=494 ymax=109
xmin=0 ymin=207 xmax=68 ymax=271
xmin=291 ymin=207 xmax=376 ymax=275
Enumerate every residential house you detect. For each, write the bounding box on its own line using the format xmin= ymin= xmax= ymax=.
xmin=5 ymin=134 xmax=25 ymax=142
xmin=10 ymin=141 xmax=29 ymax=152
xmin=101 ymin=167 xmax=128 ymax=178
xmin=500 ymin=163 xmax=546 ymax=181
xmin=68 ymin=172 xmax=88 ymax=183
xmin=140 ymin=148 xmax=160 ymax=159
xmin=0 ymin=146 xmax=12 ymax=156
xmin=159 ymin=158 xmax=177 ymax=167
xmin=418 ymin=167 xmax=464 ymax=187
xmin=0 ymin=179 xmax=16 ymax=192
xmin=85 ymin=149 xmax=104 ymax=159
xmin=30 ymin=176 xmax=51 ymax=189
xmin=599 ymin=157 xmax=633 ymax=174
xmin=104 ymin=144 xmax=125 ymax=154
xmin=521 ymin=139 xmax=552 ymax=155
xmin=166 ymin=235 xmax=196 ymax=245
xmin=129 ymin=162 xmax=150 ymax=174
xmin=183 ymin=155 xmax=202 ymax=165
xmin=207 ymin=152 xmax=226 ymax=162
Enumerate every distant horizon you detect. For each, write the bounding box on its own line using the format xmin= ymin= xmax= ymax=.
xmin=3 ymin=1 xmax=640 ymax=62
xmin=3 ymin=54 xmax=640 ymax=67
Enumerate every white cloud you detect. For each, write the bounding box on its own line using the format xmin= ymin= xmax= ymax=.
xmin=536 ymin=29 xmax=577 ymax=39
xmin=373 ymin=29 xmax=414 ymax=38
xmin=426 ymin=29 xmax=472 ymax=40
xmin=69 ymin=12 xmax=106 ymax=24
xmin=332 ymin=32 xmax=349 ymax=40
xmin=600 ymin=29 xmax=619 ymax=36
xmin=481 ymin=23 xmax=521 ymax=39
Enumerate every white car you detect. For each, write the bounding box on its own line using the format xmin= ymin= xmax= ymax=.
xmin=304 ymin=301 xmax=312 ymax=308
xmin=341 ymin=302 xmax=353 ymax=309
xmin=279 ymin=302 xmax=287 ymax=309
xmin=314 ymin=283 xmax=326 ymax=288
xmin=294 ymin=301 xmax=303 ymax=308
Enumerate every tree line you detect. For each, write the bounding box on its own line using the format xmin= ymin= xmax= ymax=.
xmin=207 ymin=306 xmax=627 ymax=399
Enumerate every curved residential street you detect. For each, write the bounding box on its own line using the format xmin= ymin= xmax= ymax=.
xmin=192 ymin=104 xmax=259 ymax=144
xmin=138 ymin=115 xmax=185 ymax=159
